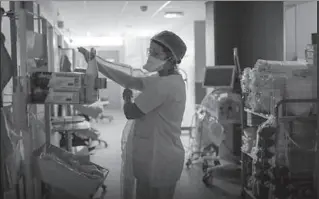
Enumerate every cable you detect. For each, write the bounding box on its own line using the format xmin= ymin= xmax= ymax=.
xmin=178 ymin=68 xmax=188 ymax=89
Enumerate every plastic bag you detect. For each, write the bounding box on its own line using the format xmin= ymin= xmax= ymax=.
xmin=195 ymin=116 xmax=225 ymax=149
xmin=241 ymin=67 xmax=252 ymax=93
xmin=254 ymin=59 xmax=307 ymax=76
xmin=253 ymin=116 xmax=277 ymax=164
xmin=73 ymin=103 xmax=103 ymax=119
xmin=207 ymin=120 xmax=225 ymax=146
xmin=249 ymin=69 xmax=274 ymax=92
xmin=285 ymin=75 xmax=313 ymax=115
xmin=120 ymin=120 xmax=136 ymax=199
xmin=201 ymin=89 xmax=241 ymax=122
xmin=248 ymin=69 xmax=285 ymax=113
xmin=1 ymin=106 xmax=23 ymax=189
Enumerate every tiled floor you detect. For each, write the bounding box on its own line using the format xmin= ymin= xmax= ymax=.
xmin=89 ymin=110 xmax=241 ymax=199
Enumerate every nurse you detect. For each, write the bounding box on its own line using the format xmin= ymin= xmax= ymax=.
xmin=79 ymin=30 xmax=187 ymax=199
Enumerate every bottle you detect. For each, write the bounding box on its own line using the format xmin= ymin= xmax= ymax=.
xmin=85 ymin=48 xmax=98 ymax=103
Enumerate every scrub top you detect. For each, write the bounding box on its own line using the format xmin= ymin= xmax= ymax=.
xmin=132 ymin=74 xmax=186 ymax=187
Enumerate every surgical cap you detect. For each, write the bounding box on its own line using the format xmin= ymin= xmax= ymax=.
xmin=151 ymin=30 xmax=187 ymax=63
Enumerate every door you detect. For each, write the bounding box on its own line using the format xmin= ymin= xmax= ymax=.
xmin=97 ymin=50 xmax=122 ymax=109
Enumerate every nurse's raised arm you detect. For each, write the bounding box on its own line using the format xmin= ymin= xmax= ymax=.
xmin=78 ymin=47 xmax=145 ymax=91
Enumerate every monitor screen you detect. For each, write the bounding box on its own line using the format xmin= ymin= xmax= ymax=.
xmin=203 ymin=66 xmax=235 ymax=88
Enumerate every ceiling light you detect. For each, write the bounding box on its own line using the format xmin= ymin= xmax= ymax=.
xmin=164 ymin=12 xmax=184 ymax=19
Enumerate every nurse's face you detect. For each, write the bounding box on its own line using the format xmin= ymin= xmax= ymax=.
xmin=147 ymin=41 xmax=168 ymax=60
xmin=143 ymin=42 xmax=171 ymax=72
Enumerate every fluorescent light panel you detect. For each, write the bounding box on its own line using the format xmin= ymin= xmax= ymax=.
xmin=164 ymin=12 xmax=184 ymax=19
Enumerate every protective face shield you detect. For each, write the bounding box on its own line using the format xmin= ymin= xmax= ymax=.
xmin=142 ymin=56 xmax=171 ymax=72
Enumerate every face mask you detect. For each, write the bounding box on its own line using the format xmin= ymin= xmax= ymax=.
xmin=143 ymin=56 xmax=167 ymax=72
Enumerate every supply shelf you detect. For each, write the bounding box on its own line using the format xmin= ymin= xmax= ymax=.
xmin=238 ymin=44 xmax=318 ymax=199
xmin=241 ymin=98 xmax=318 ymax=199
xmin=0 ymin=3 xmax=110 ymax=199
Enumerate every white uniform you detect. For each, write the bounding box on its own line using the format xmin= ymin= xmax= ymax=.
xmin=133 ymin=74 xmax=186 ymax=198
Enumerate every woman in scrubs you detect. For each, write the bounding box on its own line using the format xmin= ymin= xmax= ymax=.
xmin=79 ymin=30 xmax=187 ymax=199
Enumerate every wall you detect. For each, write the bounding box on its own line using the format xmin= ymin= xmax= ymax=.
xmin=213 ymin=1 xmax=242 ymax=66
xmin=97 ymin=47 xmax=124 ymax=109
xmin=212 ymin=1 xmax=284 ymax=68
xmin=173 ymin=23 xmax=196 ymax=127
xmin=285 ymin=1 xmax=317 ymax=60
xmin=240 ymin=1 xmax=284 ymax=67
xmin=124 ymin=36 xmax=150 ymax=69
xmin=194 ymin=20 xmax=207 ymax=104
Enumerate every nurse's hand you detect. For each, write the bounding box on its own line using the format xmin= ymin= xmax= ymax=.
xmin=123 ymin=88 xmax=133 ymax=102
xmin=0 ymin=32 xmax=5 ymax=44
xmin=78 ymin=47 xmax=96 ymax=62
xmin=78 ymin=47 xmax=90 ymax=62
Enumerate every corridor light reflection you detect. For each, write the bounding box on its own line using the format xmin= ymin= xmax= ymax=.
xmin=70 ymin=36 xmax=124 ymax=47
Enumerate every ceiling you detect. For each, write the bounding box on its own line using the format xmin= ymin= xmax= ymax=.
xmin=284 ymin=1 xmax=314 ymax=6
xmin=53 ymin=1 xmax=206 ymax=38
xmin=52 ymin=0 xmax=312 ymax=41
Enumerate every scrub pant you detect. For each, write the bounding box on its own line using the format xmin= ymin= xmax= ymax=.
xmin=136 ymin=180 xmax=176 ymax=199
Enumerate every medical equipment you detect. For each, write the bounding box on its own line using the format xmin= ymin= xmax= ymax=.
xmin=202 ymin=65 xmax=236 ymax=89
xmin=190 ymin=52 xmax=242 ymax=187
xmin=27 ymin=71 xmax=107 ymax=104
xmin=186 ymin=89 xmax=241 ymax=169
xmin=185 ymin=105 xmax=221 ymax=169
xmin=186 ymin=64 xmax=240 ymax=169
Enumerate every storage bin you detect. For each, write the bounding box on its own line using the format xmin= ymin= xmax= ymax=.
xmin=32 ymin=144 xmax=109 ymax=199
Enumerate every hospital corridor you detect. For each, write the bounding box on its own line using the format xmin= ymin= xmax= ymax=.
xmin=1 ymin=1 xmax=318 ymax=199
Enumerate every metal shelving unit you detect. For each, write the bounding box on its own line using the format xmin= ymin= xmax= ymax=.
xmin=239 ymin=37 xmax=318 ymax=198
xmin=241 ymin=95 xmax=318 ymax=199
xmin=1 ymin=2 xmax=109 ymax=199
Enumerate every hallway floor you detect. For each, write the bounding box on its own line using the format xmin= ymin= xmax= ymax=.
xmin=89 ymin=110 xmax=241 ymax=199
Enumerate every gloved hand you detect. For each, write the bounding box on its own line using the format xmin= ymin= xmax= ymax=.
xmin=78 ymin=47 xmax=96 ymax=62
xmin=78 ymin=47 xmax=90 ymax=62
xmin=122 ymin=88 xmax=133 ymax=103
xmin=1 ymin=32 xmax=5 ymax=44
